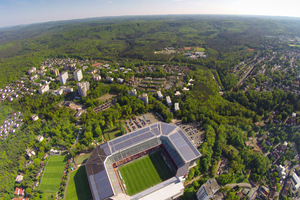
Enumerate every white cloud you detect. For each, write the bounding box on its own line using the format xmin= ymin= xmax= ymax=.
xmin=108 ymin=0 xmax=111 ymax=2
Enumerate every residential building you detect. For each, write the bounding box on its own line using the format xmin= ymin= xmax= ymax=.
xmin=128 ymin=89 xmax=137 ymax=97
xmin=27 ymin=67 xmax=36 ymax=74
xmin=73 ymin=69 xmax=83 ymax=81
xmin=30 ymin=74 xmax=38 ymax=80
xmin=292 ymin=112 xmax=297 ymax=125
xmin=59 ymin=71 xmax=68 ymax=85
xmin=196 ymin=178 xmax=219 ymax=200
xmin=75 ymin=110 xmax=82 ymax=118
xmin=82 ymin=66 xmax=89 ymax=71
xmin=174 ymin=103 xmax=180 ymax=111
xmin=106 ymin=77 xmax=114 ymax=83
xmin=138 ymin=93 xmax=149 ymax=105
xmin=175 ymin=91 xmax=182 ymax=97
xmin=166 ymin=96 xmax=172 ymax=106
xmin=92 ymin=63 xmax=103 ymax=67
xmin=292 ymin=173 xmax=300 ymax=190
xmin=93 ymin=74 xmax=101 ymax=81
xmin=183 ymin=87 xmax=190 ymax=91
xmin=36 ymin=135 xmax=44 ymax=142
xmin=38 ymin=84 xmax=49 ymax=94
xmin=69 ymin=63 xmax=77 ymax=71
xmin=157 ymin=91 xmax=163 ymax=100
xmin=62 ymin=87 xmax=73 ymax=93
xmin=56 ymin=89 xmax=63 ymax=95
xmin=15 ymin=175 xmax=23 ymax=183
xmin=117 ymin=78 xmax=124 ymax=84
xmin=31 ymin=114 xmax=39 ymax=121
xmin=77 ymin=82 xmax=90 ymax=97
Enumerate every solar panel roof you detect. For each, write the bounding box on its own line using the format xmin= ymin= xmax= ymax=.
xmin=169 ymin=132 xmax=196 ymax=161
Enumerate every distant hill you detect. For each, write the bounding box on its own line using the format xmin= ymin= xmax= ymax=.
xmin=0 ymin=15 xmax=300 ymax=87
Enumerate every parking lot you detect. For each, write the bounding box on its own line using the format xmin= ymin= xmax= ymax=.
xmin=179 ymin=122 xmax=205 ymax=147
xmin=94 ymin=98 xmax=117 ymax=113
xmin=125 ymin=112 xmax=162 ymax=132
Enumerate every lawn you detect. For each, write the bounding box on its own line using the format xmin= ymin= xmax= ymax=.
xmin=44 ymin=192 xmax=56 ymax=200
xmin=96 ymin=92 xmax=117 ymax=101
xmin=74 ymin=153 xmax=91 ymax=165
xmin=197 ymin=47 xmax=205 ymax=51
xmin=118 ymin=151 xmax=175 ymax=196
xmin=39 ymin=155 xmax=67 ymax=192
xmin=103 ymin=127 xmax=122 ymax=141
xmin=65 ymin=166 xmax=92 ymax=200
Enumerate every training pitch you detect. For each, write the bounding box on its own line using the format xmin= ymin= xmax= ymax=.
xmin=39 ymin=155 xmax=67 ymax=192
xmin=118 ymin=151 xmax=175 ymax=196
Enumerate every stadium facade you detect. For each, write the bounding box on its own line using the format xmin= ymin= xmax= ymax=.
xmin=85 ymin=122 xmax=202 ymax=200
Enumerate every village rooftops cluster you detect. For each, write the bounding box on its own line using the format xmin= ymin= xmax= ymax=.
xmin=0 ymin=112 xmax=23 ymax=139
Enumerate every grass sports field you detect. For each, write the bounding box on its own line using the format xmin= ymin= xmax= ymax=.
xmin=66 ymin=166 xmax=92 ymax=200
xmin=118 ymin=151 xmax=175 ymax=196
xmin=39 ymin=155 xmax=67 ymax=192
xmin=197 ymin=47 xmax=205 ymax=51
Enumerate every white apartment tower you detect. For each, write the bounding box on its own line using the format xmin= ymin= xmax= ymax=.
xmin=138 ymin=93 xmax=149 ymax=105
xmin=128 ymin=89 xmax=137 ymax=97
xmin=77 ymin=82 xmax=90 ymax=97
xmin=157 ymin=91 xmax=163 ymax=100
xmin=73 ymin=69 xmax=83 ymax=82
xmin=166 ymin=96 xmax=172 ymax=106
xmin=59 ymin=71 xmax=68 ymax=85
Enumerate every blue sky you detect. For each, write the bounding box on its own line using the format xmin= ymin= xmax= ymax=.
xmin=1 ymin=0 xmax=300 ymax=27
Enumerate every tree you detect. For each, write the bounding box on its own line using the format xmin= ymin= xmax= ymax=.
xmin=120 ymin=127 xmax=126 ymax=135
xmin=94 ymin=126 xmax=102 ymax=138
xmin=218 ymin=174 xmax=231 ymax=185
xmin=26 ymin=188 xmax=32 ymax=195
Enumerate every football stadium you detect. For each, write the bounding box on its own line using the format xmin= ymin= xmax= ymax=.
xmin=85 ymin=122 xmax=201 ymax=200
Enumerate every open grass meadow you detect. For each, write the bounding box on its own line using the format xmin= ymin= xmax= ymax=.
xmin=39 ymin=155 xmax=67 ymax=192
xmin=74 ymin=153 xmax=91 ymax=165
xmin=103 ymin=127 xmax=122 ymax=141
xmin=66 ymin=166 xmax=92 ymax=200
xmin=118 ymin=151 xmax=175 ymax=196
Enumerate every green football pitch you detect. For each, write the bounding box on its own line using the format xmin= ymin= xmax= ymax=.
xmin=118 ymin=151 xmax=175 ymax=196
xmin=39 ymin=155 xmax=67 ymax=192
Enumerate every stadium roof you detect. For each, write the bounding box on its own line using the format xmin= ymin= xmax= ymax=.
xmin=85 ymin=122 xmax=201 ymax=200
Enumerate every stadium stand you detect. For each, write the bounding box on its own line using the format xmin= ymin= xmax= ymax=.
xmin=85 ymin=122 xmax=201 ymax=200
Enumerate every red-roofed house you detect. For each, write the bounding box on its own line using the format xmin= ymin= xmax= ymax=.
xmin=14 ymin=188 xmax=19 ymax=196
xmin=19 ymin=188 xmax=24 ymax=196
xmin=92 ymin=63 xmax=104 ymax=67
xmin=19 ymin=188 xmax=23 ymax=196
